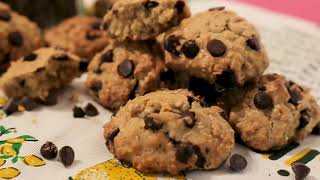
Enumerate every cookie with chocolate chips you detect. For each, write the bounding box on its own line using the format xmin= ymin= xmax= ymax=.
xmin=45 ymin=16 xmax=110 ymax=60
xmin=103 ymin=0 xmax=191 ymax=41
xmin=103 ymin=89 xmax=235 ymax=175
xmin=229 ymin=74 xmax=320 ymax=151
xmin=161 ymin=9 xmax=269 ymax=86
xmin=0 ymin=2 xmax=43 ymax=74
xmin=85 ymin=41 xmax=165 ymax=111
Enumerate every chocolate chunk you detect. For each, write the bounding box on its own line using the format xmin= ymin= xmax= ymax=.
xmin=0 ymin=11 xmax=11 ymax=21
xmin=246 ymin=35 xmax=260 ymax=51
xmin=145 ymin=0 xmax=159 ymax=9
xmin=40 ymin=142 xmax=58 ymax=160
xmin=194 ymin=145 xmax=206 ymax=168
xmin=209 ymin=6 xmax=225 ymax=11
xmin=288 ymin=89 xmax=302 ymax=106
xmin=106 ymin=128 xmax=120 ymax=151
xmin=144 ymin=116 xmax=163 ymax=131
xmin=175 ymin=0 xmax=185 ymax=14
xmin=181 ymin=40 xmax=199 ymax=59
xmin=41 ymin=92 xmax=58 ymax=106
xmin=8 ymin=31 xmax=23 ymax=47
xmin=207 ymin=39 xmax=226 ymax=57
xmin=19 ymin=97 xmax=38 ymax=111
xmin=23 ymin=53 xmax=37 ymax=61
xmin=298 ymin=109 xmax=311 ymax=129
xmin=182 ymin=111 xmax=196 ymax=128
xmin=176 ymin=144 xmax=194 ymax=164
xmin=254 ymin=92 xmax=274 ymax=109
xmin=101 ymin=50 xmax=113 ymax=63
xmin=292 ymin=163 xmax=310 ymax=180
xmin=3 ymin=99 xmax=18 ymax=115
xmin=120 ymin=160 xmax=132 ymax=168
xmin=79 ymin=58 xmax=89 ymax=72
xmin=53 ymin=53 xmax=69 ymax=61
xmin=91 ymin=20 xmax=102 ymax=30
xmin=90 ymin=81 xmax=102 ymax=93
xmin=117 ymin=60 xmax=134 ymax=78
xmin=59 ymin=146 xmax=75 ymax=167
xmin=84 ymin=103 xmax=99 ymax=117
xmin=128 ymin=81 xmax=139 ymax=100
xmin=229 ymin=154 xmax=247 ymax=171
xmin=73 ymin=106 xmax=85 ymax=118
xmin=163 ymin=35 xmax=181 ymax=56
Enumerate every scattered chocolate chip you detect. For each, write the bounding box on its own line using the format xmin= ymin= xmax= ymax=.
xmin=117 ymin=60 xmax=134 ymax=78
xmin=181 ymin=40 xmax=199 ymax=59
xmin=79 ymin=58 xmax=89 ymax=72
xmin=288 ymin=89 xmax=302 ymax=106
xmin=194 ymin=145 xmax=206 ymax=168
xmin=128 ymin=81 xmax=139 ymax=100
xmin=311 ymin=126 xmax=320 ymax=135
xmin=19 ymin=97 xmax=38 ymax=111
xmin=59 ymin=146 xmax=75 ymax=166
xmin=106 ymin=128 xmax=120 ymax=151
xmin=298 ymin=109 xmax=311 ymax=129
xmin=101 ymin=50 xmax=113 ymax=63
xmin=182 ymin=111 xmax=196 ymax=128
xmin=207 ymin=39 xmax=226 ymax=57
xmin=0 ymin=11 xmax=11 ymax=21
xmin=90 ymin=81 xmax=102 ymax=93
xmin=258 ymin=86 xmax=267 ymax=91
xmin=145 ymin=0 xmax=159 ymax=9
xmin=23 ymin=53 xmax=37 ymax=61
xmin=91 ymin=20 xmax=102 ymax=30
xmin=292 ymin=163 xmax=310 ymax=180
xmin=120 ymin=160 xmax=132 ymax=168
xmin=3 ymin=99 xmax=18 ymax=115
xmin=41 ymin=92 xmax=58 ymax=106
xmin=246 ymin=35 xmax=260 ymax=51
xmin=209 ymin=6 xmax=225 ymax=11
xmin=176 ymin=144 xmax=194 ymax=164
xmin=163 ymin=35 xmax=181 ymax=56
xmin=144 ymin=116 xmax=163 ymax=131
xmin=84 ymin=103 xmax=99 ymax=117
xmin=53 ymin=53 xmax=69 ymax=61
xmin=229 ymin=154 xmax=247 ymax=171
xmin=73 ymin=106 xmax=85 ymax=118
xmin=254 ymin=91 xmax=273 ymax=109
xmin=175 ymin=0 xmax=185 ymax=14
xmin=8 ymin=31 xmax=23 ymax=47
xmin=40 ymin=142 xmax=58 ymax=160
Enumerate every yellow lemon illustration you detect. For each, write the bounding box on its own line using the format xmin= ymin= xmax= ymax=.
xmin=0 ymin=145 xmax=16 ymax=156
xmin=5 ymin=138 xmax=25 ymax=144
xmin=0 ymin=159 xmax=5 ymax=167
xmin=0 ymin=96 xmax=7 ymax=107
xmin=0 ymin=167 xmax=20 ymax=179
xmin=23 ymin=155 xmax=46 ymax=167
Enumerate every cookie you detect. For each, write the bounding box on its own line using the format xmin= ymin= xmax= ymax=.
xmin=45 ymin=16 xmax=110 ymax=60
xmin=103 ymin=0 xmax=191 ymax=41
xmin=0 ymin=47 xmax=80 ymax=100
xmin=0 ymin=2 xmax=43 ymax=74
xmin=161 ymin=9 xmax=269 ymax=86
xmin=85 ymin=41 xmax=165 ymax=111
xmin=104 ymin=89 xmax=235 ymax=175
xmin=94 ymin=0 xmax=117 ymax=17
xmin=229 ymin=74 xmax=320 ymax=151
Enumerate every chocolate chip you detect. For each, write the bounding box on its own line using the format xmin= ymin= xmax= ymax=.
xmin=73 ymin=106 xmax=85 ymax=118
xmin=182 ymin=111 xmax=196 ymax=128
xmin=19 ymin=97 xmax=38 ymax=111
xmin=0 ymin=11 xmax=11 ymax=21
xmin=8 ymin=31 xmax=23 ymax=47
xmin=86 ymin=31 xmax=99 ymax=41
xmin=59 ymin=146 xmax=75 ymax=167
xmin=163 ymin=35 xmax=181 ymax=56
xmin=292 ymin=163 xmax=310 ymax=180
xmin=145 ymin=0 xmax=159 ymax=9
xmin=288 ymin=89 xmax=302 ymax=106
xmin=84 ymin=103 xmax=99 ymax=117
xmin=90 ymin=81 xmax=102 ymax=93
xmin=175 ymin=1 xmax=185 ymax=14
xmin=53 ymin=53 xmax=69 ymax=61
xmin=117 ymin=60 xmax=134 ymax=78
xmin=193 ymin=145 xmax=206 ymax=168
xmin=120 ymin=160 xmax=132 ymax=168
xmin=246 ymin=35 xmax=260 ymax=51
xmin=209 ymin=6 xmax=225 ymax=11
xmin=207 ymin=39 xmax=226 ymax=57
xmin=298 ymin=109 xmax=311 ymax=129
xmin=181 ymin=40 xmax=199 ymax=59
xmin=258 ymin=86 xmax=267 ymax=91
xmin=176 ymin=144 xmax=194 ymax=164
xmin=41 ymin=92 xmax=58 ymax=106
xmin=101 ymin=50 xmax=113 ymax=63
xmin=3 ymin=99 xmax=18 ymax=115
xmin=128 ymin=81 xmax=139 ymax=100
xmin=40 ymin=142 xmax=58 ymax=160
xmin=79 ymin=58 xmax=89 ymax=72
xmin=229 ymin=154 xmax=247 ymax=171
xmin=144 ymin=116 xmax=163 ymax=131
xmin=95 ymin=67 xmax=102 ymax=74
xmin=254 ymin=92 xmax=273 ymax=109
xmin=23 ymin=53 xmax=37 ymax=61
xmin=106 ymin=128 xmax=120 ymax=151
xmin=103 ymin=22 xmax=109 ymax=30
xmin=91 ymin=20 xmax=102 ymax=30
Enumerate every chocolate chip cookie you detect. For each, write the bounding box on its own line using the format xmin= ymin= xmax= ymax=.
xmin=104 ymin=89 xmax=235 ymax=175
xmin=85 ymin=41 xmax=165 ymax=111
xmin=229 ymin=74 xmax=320 ymax=151
xmin=103 ymin=0 xmax=191 ymax=41
xmin=0 ymin=47 xmax=80 ymax=100
xmin=161 ymin=9 xmax=269 ymax=86
xmin=0 ymin=2 xmax=43 ymax=74
xmin=45 ymin=16 xmax=110 ymax=59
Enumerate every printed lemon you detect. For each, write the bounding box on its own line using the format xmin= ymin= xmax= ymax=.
xmin=0 ymin=167 xmax=20 ymax=179
xmin=23 ymin=155 xmax=46 ymax=167
xmin=0 ymin=159 xmax=5 ymax=167
xmin=5 ymin=138 xmax=25 ymax=144
xmin=0 ymin=145 xmax=16 ymax=156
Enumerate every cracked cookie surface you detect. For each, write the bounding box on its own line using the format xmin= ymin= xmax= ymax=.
xmin=104 ymin=89 xmax=235 ymax=175
xmin=161 ymin=9 xmax=269 ymax=86
xmin=229 ymin=74 xmax=320 ymax=151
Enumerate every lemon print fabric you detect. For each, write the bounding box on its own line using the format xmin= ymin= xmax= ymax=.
xmin=23 ymin=155 xmax=46 ymax=167
xmin=0 ymin=145 xmax=17 ymax=157
xmin=0 ymin=167 xmax=20 ymax=179
xmin=0 ymin=159 xmax=5 ymax=167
